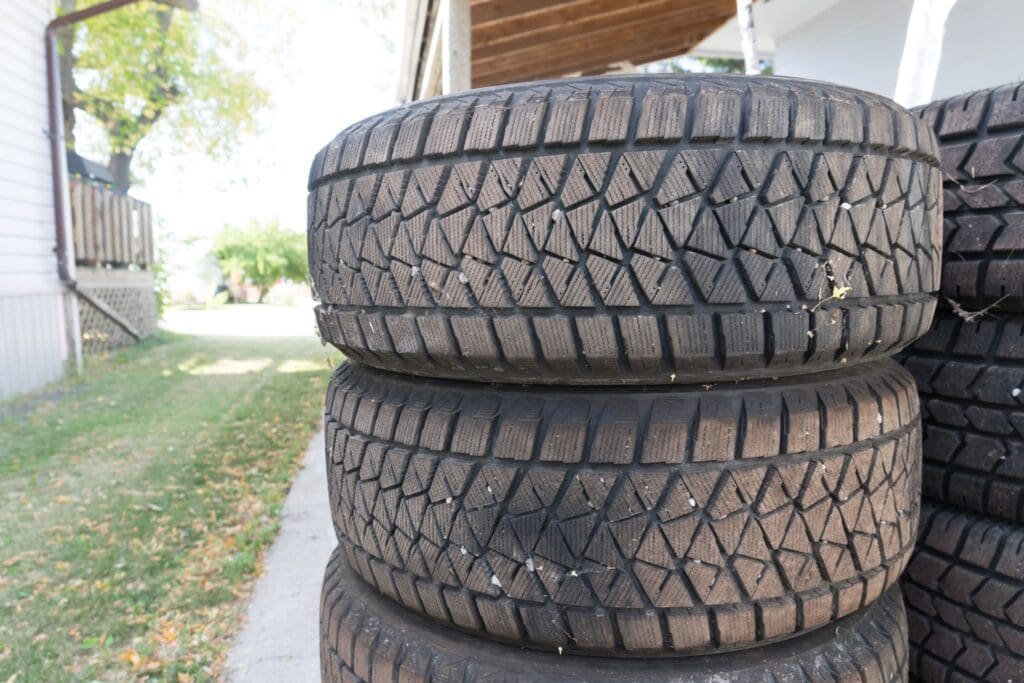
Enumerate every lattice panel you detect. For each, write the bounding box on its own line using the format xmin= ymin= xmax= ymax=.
xmin=78 ymin=280 xmax=158 ymax=354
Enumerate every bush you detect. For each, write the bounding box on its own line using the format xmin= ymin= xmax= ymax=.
xmin=212 ymin=221 xmax=307 ymax=302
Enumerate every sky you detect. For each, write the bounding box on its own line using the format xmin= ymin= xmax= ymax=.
xmin=110 ymin=1 xmax=405 ymax=299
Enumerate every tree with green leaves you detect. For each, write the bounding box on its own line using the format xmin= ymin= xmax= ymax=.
xmin=213 ymin=222 xmax=307 ymax=303
xmin=669 ymin=55 xmax=774 ymax=75
xmin=58 ymin=0 xmax=268 ymax=191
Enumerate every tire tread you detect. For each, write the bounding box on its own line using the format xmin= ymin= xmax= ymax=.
xmin=915 ymin=82 xmax=1024 ymax=311
xmin=900 ymin=310 xmax=1024 ymax=522
xmin=325 ymin=361 xmax=922 ymax=655
xmin=902 ymin=502 xmax=1024 ymax=682
xmin=308 ymin=75 xmax=942 ymax=385
xmin=321 ymin=547 xmax=911 ymax=682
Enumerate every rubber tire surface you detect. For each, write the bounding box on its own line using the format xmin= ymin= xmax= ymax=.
xmin=308 ymin=74 xmax=942 ymax=385
xmin=321 ymin=547 xmax=910 ymax=682
xmin=325 ymin=360 xmax=922 ymax=656
xmin=902 ymin=502 xmax=1024 ymax=682
xmin=900 ymin=310 xmax=1024 ymax=523
xmin=917 ymin=82 xmax=1024 ymax=312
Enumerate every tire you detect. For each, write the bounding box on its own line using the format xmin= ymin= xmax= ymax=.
xmin=902 ymin=502 xmax=1024 ymax=682
xmin=916 ymin=82 xmax=1024 ymax=312
xmin=308 ymin=74 xmax=942 ymax=385
xmin=321 ymin=546 xmax=910 ymax=682
xmin=325 ymin=360 xmax=921 ymax=656
xmin=900 ymin=310 xmax=1024 ymax=523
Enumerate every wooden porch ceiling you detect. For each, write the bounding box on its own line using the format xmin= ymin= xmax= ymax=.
xmin=469 ymin=0 xmax=738 ymax=87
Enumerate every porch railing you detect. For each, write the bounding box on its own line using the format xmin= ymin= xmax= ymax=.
xmin=69 ymin=178 xmax=155 ymax=268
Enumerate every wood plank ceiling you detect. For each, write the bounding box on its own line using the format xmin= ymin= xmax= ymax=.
xmin=470 ymin=0 xmax=738 ymax=87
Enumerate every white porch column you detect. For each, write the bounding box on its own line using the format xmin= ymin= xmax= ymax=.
xmin=442 ymin=0 xmax=471 ymax=94
xmin=415 ymin=0 xmax=471 ymax=100
xmin=736 ymin=0 xmax=759 ymax=75
xmin=893 ymin=0 xmax=959 ymax=107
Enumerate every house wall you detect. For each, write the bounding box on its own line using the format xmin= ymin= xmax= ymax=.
xmin=0 ymin=0 xmax=70 ymax=400
xmin=689 ymin=0 xmax=1024 ymax=104
xmin=771 ymin=0 xmax=1024 ymax=102
xmin=933 ymin=0 xmax=1024 ymax=100
xmin=773 ymin=0 xmax=914 ymax=99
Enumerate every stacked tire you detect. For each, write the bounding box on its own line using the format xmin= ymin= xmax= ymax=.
xmin=900 ymin=83 xmax=1024 ymax=682
xmin=308 ymin=74 xmax=943 ymax=681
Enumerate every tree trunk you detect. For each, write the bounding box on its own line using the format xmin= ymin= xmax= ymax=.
xmin=58 ymin=0 xmax=77 ymax=148
xmin=108 ymin=151 xmax=133 ymax=192
xmin=257 ymin=286 xmax=268 ymax=303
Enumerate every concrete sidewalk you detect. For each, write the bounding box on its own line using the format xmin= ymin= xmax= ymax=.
xmin=225 ymin=430 xmax=333 ymax=682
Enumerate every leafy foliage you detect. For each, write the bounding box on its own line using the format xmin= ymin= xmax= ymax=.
xmin=646 ymin=54 xmax=774 ymax=76
xmin=684 ymin=55 xmax=774 ymax=75
xmin=150 ymin=250 xmax=170 ymax=315
xmin=212 ymin=222 xmax=307 ymax=302
xmin=60 ymin=0 xmax=268 ymax=189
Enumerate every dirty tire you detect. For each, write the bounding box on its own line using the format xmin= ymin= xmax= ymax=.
xmin=308 ymin=74 xmax=942 ymax=385
xmin=321 ymin=546 xmax=910 ymax=682
xmin=900 ymin=309 xmax=1024 ymax=523
xmin=324 ymin=360 xmax=922 ymax=656
xmin=902 ymin=502 xmax=1024 ymax=682
xmin=916 ymin=82 xmax=1024 ymax=312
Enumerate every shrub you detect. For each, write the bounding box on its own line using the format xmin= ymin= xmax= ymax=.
xmin=212 ymin=221 xmax=307 ymax=302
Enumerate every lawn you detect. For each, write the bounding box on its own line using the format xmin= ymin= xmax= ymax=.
xmin=0 ymin=328 xmax=340 ymax=681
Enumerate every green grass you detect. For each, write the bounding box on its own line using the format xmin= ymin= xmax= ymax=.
xmin=0 ymin=331 xmax=341 ymax=682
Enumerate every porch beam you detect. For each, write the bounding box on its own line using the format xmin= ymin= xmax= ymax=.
xmin=472 ymin=0 xmax=729 ymax=57
xmin=473 ymin=16 xmax=729 ymax=85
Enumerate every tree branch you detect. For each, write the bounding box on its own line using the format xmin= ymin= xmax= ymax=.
xmin=70 ymin=86 xmax=115 ymax=122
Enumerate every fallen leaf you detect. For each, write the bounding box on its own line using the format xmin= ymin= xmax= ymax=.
xmin=119 ymin=648 xmax=141 ymax=669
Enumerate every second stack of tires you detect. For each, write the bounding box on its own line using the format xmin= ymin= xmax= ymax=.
xmin=308 ymin=74 xmax=943 ymax=681
xmin=899 ymin=83 xmax=1024 ymax=682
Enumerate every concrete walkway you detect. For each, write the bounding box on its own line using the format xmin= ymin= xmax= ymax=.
xmin=162 ymin=303 xmax=316 ymax=338
xmin=225 ymin=430 xmax=333 ymax=682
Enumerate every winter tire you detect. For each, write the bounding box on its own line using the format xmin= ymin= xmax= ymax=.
xmin=321 ymin=546 xmax=910 ymax=682
xmin=917 ymin=82 xmax=1024 ymax=312
xmin=901 ymin=310 xmax=1024 ymax=523
xmin=902 ymin=502 xmax=1024 ymax=682
xmin=325 ymin=360 xmax=921 ymax=656
xmin=308 ymin=75 xmax=942 ymax=385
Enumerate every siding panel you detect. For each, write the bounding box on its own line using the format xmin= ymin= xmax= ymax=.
xmin=0 ymin=196 xmax=58 ymax=224
xmin=0 ymin=0 xmax=56 ymax=288
xmin=0 ymin=292 xmax=67 ymax=400
xmin=0 ymin=0 xmax=68 ymax=400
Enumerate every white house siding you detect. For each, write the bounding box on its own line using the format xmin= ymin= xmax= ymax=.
xmin=691 ymin=0 xmax=1024 ymax=103
xmin=772 ymin=0 xmax=915 ymax=99
xmin=932 ymin=0 xmax=1024 ymax=100
xmin=0 ymin=0 xmax=70 ymax=400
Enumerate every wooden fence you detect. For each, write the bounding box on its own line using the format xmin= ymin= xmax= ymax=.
xmin=69 ymin=178 xmax=155 ymax=268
